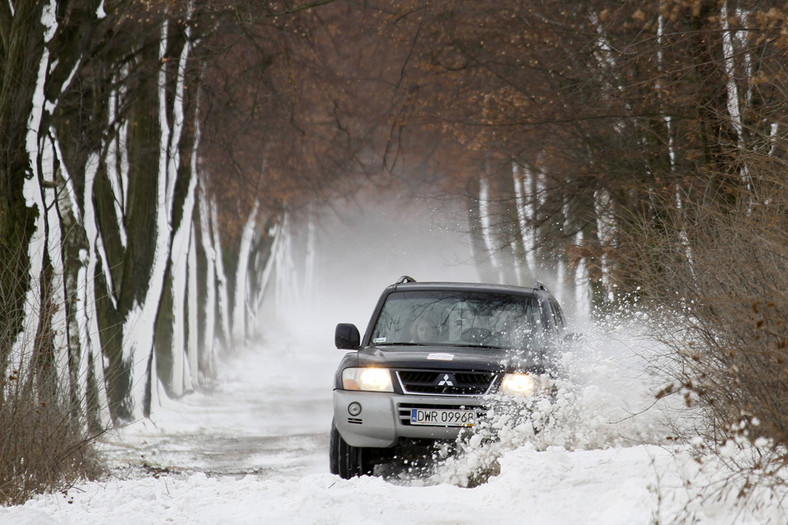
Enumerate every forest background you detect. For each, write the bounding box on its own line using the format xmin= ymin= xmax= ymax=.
xmin=1 ymin=0 xmax=787 ymax=505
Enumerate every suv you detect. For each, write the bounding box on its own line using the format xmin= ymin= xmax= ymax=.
xmin=329 ymin=276 xmax=568 ymax=479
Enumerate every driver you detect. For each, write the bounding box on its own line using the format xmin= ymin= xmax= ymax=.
xmin=410 ymin=317 xmax=439 ymax=342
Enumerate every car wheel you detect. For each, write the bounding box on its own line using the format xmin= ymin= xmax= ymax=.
xmin=329 ymin=421 xmax=340 ymax=475
xmin=330 ymin=421 xmax=374 ymax=479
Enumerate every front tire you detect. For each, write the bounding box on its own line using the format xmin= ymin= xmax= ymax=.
xmin=330 ymin=421 xmax=374 ymax=479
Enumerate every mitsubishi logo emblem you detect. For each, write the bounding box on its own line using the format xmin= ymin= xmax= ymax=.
xmin=437 ymin=373 xmax=455 ymax=387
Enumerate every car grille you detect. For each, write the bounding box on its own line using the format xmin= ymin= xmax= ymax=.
xmin=396 ymin=370 xmax=497 ymax=396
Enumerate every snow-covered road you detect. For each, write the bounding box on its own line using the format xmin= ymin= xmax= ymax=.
xmin=96 ymin=333 xmax=337 ymax=481
xmin=3 ymin=322 xmax=786 ymax=524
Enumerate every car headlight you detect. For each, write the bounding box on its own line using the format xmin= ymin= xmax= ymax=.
xmin=501 ymin=373 xmax=550 ymax=396
xmin=342 ymin=368 xmax=393 ymax=392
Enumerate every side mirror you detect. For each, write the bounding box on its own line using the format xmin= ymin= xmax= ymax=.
xmin=335 ymin=323 xmax=360 ymax=350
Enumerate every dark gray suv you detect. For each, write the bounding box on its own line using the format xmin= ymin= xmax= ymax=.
xmin=330 ymin=276 xmax=568 ymax=479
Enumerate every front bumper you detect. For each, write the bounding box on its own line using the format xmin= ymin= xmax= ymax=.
xmin=333 ymin=389 xmax=486 ymax=448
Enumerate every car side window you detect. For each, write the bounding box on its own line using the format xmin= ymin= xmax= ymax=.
xmin=550 ymin=299 xmax=565 ymax=329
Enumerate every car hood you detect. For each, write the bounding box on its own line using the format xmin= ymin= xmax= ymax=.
xmin=355 ymin=344 xmax=550 ymax=373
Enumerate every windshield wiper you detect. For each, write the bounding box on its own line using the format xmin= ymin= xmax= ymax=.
xmin=455 ymin=343 xmax=505 ymax=350
xmin=376 ymin=342 xmax=445 ymax=347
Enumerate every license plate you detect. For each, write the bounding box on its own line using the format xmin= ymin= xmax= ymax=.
xmin=410 ymin=408 xmax=476 ymax=427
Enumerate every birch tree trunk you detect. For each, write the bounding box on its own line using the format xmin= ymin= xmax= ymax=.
xmin=467 ymin=177 xmax=499 ymax=283
xmin=197 ymin=178 xmax=218 ymax=378
xmin=0 ymin=0 xmax=288 ymax=428
xmin=231 ymin=202 xmax=259 ymax=345
xmin=0 ymin=0 xmax=56 ymax=406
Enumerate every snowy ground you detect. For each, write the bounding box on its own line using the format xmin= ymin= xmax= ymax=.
xmin=2 ymin=320 xmax=786 ymax=525
xmin=2 ymin=198 xmax=786 ymax=524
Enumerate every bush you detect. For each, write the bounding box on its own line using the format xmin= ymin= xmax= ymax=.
xmin=622 ymin=158 xmax=788 ymax=460
xmin=0 ymin=389 xmax=104 ymax=505
xmin=0 ymin=243 xmax=104 ymax=506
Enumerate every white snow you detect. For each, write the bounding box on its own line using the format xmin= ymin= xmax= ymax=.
xmin=2 ymin=192 xmax=786 ymax=524
xmin=0 ymin=447 xmax=713 ymax=524
xmin=40 ymin=0 xmax=58 ymax=43
xmin=2 ymin=314 xmax=786 ymax=524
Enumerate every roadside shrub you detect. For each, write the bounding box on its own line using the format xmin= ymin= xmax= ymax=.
xmin=0 ymin=385 xmax=104 ymax=505
xmin=0 ymin=244 xmax=104 ymax=506
xmin=620 ymin=156 xmax=788 ymax=472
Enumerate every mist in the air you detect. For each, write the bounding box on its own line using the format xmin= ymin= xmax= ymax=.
xmin=266 ymin=189 xmax=481 ymax=342
xmin=255 ymin=188 xmax=686 ymax=487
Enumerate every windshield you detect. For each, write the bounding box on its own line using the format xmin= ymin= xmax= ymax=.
xmin=369 ymin=290 xmax=544 ymax=349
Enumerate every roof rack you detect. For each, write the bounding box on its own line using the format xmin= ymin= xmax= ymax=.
xmin=397 ymin=275 xmax=417 ymax=284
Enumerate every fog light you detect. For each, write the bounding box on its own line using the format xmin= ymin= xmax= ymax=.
xmin=348 ymin=402 xmax=362 ymax=416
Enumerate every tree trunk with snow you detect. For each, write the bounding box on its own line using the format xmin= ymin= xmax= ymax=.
xmin=196 ymin=179 xmax=219 ymax=378
xmin=467 ymin=178 xmax=499 ymax=284
xmin=0 ymin=2 xmax=220 ymax=423
xmin=153 ymin=25 xmax=200 ymax=399
xmin=246 ymin=217 xmax=280 ymax=342
xmin=231 ymin=202 xmax=259 ymax=345
xmin=0 ymin=0 xmax=56 ymax=407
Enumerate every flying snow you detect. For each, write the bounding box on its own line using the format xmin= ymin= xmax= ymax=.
xmin=1 ymin=190 xmax=785 ymax=524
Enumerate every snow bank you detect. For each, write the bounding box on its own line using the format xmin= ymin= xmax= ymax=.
xmin=1 ymin=314 xmax=785 ymax=524
xmin=3 ymin=444 xmax=783 ymax=525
